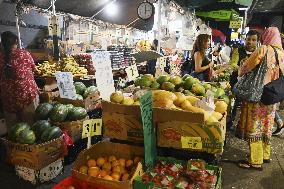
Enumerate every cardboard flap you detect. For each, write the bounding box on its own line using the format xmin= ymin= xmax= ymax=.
xmin=153 ymin=108 xmax=205 ymax=124
xmin=102 ymin=101 xmax=141 ymax=115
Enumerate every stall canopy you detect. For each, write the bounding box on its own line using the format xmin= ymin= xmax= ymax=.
xmin=28 ymin=0 xmax=154 ymax=31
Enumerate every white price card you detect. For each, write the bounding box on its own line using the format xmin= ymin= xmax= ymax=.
xmin=125 ymin=64 xmax=139 ymax=81
xmin=91 ymin=51 xmax=115 ymax=100
xmin=159 ymin=57 xmax=166 ymax=68
xmin=48 ymin=16 xmax=60 ymax=36
xmin=55 ymin=72 xmax=76 ymax=100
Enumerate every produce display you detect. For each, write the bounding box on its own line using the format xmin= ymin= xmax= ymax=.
xmin=73 ymin=54 xmax=95 ymax=75
xmin=212 ymin=64 xmax=238 ymax=82
xmin=35 ymin=103 xmax=88 ymax=123
xmin=78 ymin=155 xmax=142 ymax=181
xmin=7 ymin=121 xmax=62 ymax=144
xmin=35 ymin=57 xmax=88 ymax=77
xmin=139 ymin=159 xmax=218 ymax=189
xmin=137 ymin=40 xmax=151 ymax=51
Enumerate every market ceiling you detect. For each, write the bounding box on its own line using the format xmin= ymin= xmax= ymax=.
xmin=29 ymin=0 xmax=154 ymax=30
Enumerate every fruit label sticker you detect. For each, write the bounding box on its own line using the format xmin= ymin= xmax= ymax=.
xmin=55 ymin=72 xmax=77 ymax=100
xmin=48 ymin=15 xmax=60 ymax=36
xmin=140 ymin=91 xmax=156 ymax=169
xmin=125 ymin=64 xmax=139 ymax=81
xmin=91 ymin=51 xmax=115 ymax=100
xmin=82 ymin=119 xmax=102 ymax=139
xmin=181 ymin=136 xmax=202 ymax=149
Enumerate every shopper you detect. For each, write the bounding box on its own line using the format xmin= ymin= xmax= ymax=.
xmin=237 ymin=27 xmax=284 ymax=170
xmin=146 ymin=39 xmax=159 ymax=76
xmin=228 ymin=30 xmax=260 ymax=129
xmin=191 ymin=34 xmax=213 ymax=81
xmin=0 ymin=31 xmax=39 ymax=130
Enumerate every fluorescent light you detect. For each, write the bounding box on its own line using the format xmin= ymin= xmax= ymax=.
xmin=239 ymin=7 xmax=249 ymax=11
xmin=106 ymin=2 xmax=118 ymax=16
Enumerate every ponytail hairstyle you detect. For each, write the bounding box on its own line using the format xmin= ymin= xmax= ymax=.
xmin=1 ymin=31 xmax=18 ymax=79
xmin=191 ymin=34 xmax=210 ymax=59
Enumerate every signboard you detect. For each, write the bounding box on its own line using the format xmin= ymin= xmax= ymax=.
xmin=229 ymin=20 xmax=242 ymax=29
xmin=125 ymin=64 xmax=139 ymax=81
xmin=55 ymin=72 xmax=76 ymax=100
xmin=140 ymin=91 xmax=156 ymax=170
xmin=91 ymin=51 xmax=115 ymax=100
xmin=48 ymin=16 xmax=60 ymax=36
xmin=82 ymin=119 xmax=102 ymax=139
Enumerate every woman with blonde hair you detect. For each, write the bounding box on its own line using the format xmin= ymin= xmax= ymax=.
xmin=237 ymin=27 xmax=284 ymax=170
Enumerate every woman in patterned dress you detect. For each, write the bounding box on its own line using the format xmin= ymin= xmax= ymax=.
xmin=237 ymin=27 xmax=284 ymax=170
xmin=0 ymin=31 xmax=39 ymax=131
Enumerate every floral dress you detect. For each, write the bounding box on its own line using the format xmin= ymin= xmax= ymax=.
xmin=0 ymin=49 xmax=39 ymax=113
xmin=236 ymin=45 xmax=284 ymax=144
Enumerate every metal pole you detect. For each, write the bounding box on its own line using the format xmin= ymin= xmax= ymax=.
xmin=157 ymin=0 xmax=162 ymax=53
xmin=15 ymin=4 xmax=22 ymax=48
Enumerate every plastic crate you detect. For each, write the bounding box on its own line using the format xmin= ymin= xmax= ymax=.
xmin=52 ymin=176 xmax=110 ymax=189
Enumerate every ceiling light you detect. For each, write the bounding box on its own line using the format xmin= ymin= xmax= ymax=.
xmin=106 ymin=1 xmax=118 ymax=16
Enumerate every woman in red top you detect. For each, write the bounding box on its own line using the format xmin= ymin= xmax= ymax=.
xmin=0 ymin=31 xmax=39 ymax=131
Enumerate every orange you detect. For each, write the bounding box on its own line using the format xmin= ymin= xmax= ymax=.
xmin=79 ymin=165 xmax=88 ymax=174
xmin=121 ymin=173 xmax=130 ymax=181
xmin=111 ymin=172 xmax=121 ymax=181
xmin=118 ymin=158 xmax=126 ymax=167
xmin=112 ymin=165 xmax=121 ymax=173
xmin=98 ymin=170 xmax=108 ymax=178
xmin=108 ymin=155 xmax=117 ymax=162
xmin=112 ymin=160 xmax=120 ymax=168
xmin=102 ymin=162 xmax=112 ymax=172
xmin=87 ymin=159 xmax=96 ymax=167
xmin=97 ymin=157 xmax=105 ymax=167
xmin=103 ymin=175 xmax=113 ymax=181
xmin=88 ymin=166 xmax=100 ymax=177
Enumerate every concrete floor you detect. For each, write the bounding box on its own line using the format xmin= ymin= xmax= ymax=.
xmin=0 ymin=132 xmax=283 ymax=189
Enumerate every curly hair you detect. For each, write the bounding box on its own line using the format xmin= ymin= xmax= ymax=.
xmin=191 ymin=34 xmax=210 ymax=59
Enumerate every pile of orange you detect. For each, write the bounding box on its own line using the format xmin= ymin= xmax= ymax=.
xmin=78 ymin=155 xmax=142 ymax=181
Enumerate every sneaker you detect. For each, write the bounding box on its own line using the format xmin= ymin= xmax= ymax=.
xmin=272 ymin=126 xmax=284 ymax=136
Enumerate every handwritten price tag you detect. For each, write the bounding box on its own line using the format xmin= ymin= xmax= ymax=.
xmin=159 ymin=57 xmax=166 ymax=68
xmin=181 ymin=136 xmax=202 ymax=149
xmin=55 ymin=72 xmax=76 ymax=100
xmin=82 ymin=119 xmax=102 ymax=139
xmin=125 ymin=64 xmax=139 ymax=81
xmin=48 ymin=15 xmax=60 ymax=36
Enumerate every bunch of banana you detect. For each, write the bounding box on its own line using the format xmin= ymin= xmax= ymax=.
xmin=60 ymin=57 xmax=88 ymax=75
xmin=35 ymin=61 xmax=57 ymax=76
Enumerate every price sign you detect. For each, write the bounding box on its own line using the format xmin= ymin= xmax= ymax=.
xmin=82 ymin=119 xmax=102 ymax=139
xmin=55 ymin=72 xmax=76 ymax=100
xmin=125 ymin=64 xmax=139 ymax=81
xmin=159 ymin=57 xmax=166 ymax=68
xmin=229 ymin=20 xmax=242 ymax=29
xmin=181 ymin=136 xmax=202 ymax=149
xmin=48 ymin=15 xmax=60 ymax=36
xmin=140 ymin=91 xmax=156 ymax=169
xmin=91 ymin=51 xmax=115 ymax=100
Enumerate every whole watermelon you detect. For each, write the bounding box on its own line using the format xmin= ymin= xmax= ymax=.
xmin=41 ymin=126 xmax=62 ymax=142
xmin=65 ymin=104 xmax=74 ymax=113
xmin=83 ymin=86 xmax=97 ymax=99
xmin=49 ymin=104 xmax=68 ymax=122
xmin=8 ymin=123 xmax=30 ymax=142
xmin=74 ymin=82 xmax=87 ymax=95
xmin=31 ymin=120 xmax=51 ymax=138
xmin=68 ymin=107 xmax=87 ymax=121
xmin=35 ymin=103 xmax=53 ymax=120
xmin=18 ymin=129 xmax=36 ymax=144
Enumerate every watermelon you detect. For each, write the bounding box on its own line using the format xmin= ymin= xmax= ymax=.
xmin=9 ymin=123 xmax=30 ymax=142
xmin=68 ymin=107 xmax=87 ymax=121
xmin=18 ymin=129 xmax=36 ymax=144
xmin=49 ymin=104 xmax=68 ymax=122
xmin=35 ymin=103 xmax=53 ymax=120
xmin=83 ymin=86 xmax=97 ymax=99
xmin=76 ymin=94 xmax=84 ymax=100
xmin=74 ymin=82 xmax=87 ymax=95
xmin=31 ymin=120 xmax=51 ymax=138
xmin=65 ymin=104 xmax=74 ymax=113
xmin=41 ymin=126 xmax=62 ymax=142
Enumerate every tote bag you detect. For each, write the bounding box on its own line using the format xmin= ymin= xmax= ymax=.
xmin=234 ymin=51 xmax=268 ymax=102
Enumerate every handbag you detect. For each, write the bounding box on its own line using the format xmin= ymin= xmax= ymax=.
xmin=261 ymin=47 xmax=284 ymax=105
xmin=234 ymin=50 xmax=268 ymax=102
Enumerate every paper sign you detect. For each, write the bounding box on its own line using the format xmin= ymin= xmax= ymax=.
xmin=229 ymin=20 xmax=242 ymax=29
xmin=82 ymin=119 xmax=102 ymax=139
xmin=91 ymin=51 xmax=115 ymax=100
xmin=140 ymin=91 xmax=156 ymax=170
xmin=159 ymin=57 xmax=166 ymax=68
xmin=181 ymin=136 xmax=202 ymax=149
xmin=125 ymin=64 xmax=139 ymax=81
xmin=55 ymin=72 xmax=76 ymax=100
xmin=48 ymin=16 xmax=60 ymax=36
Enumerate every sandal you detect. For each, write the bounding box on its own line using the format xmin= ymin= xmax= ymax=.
xmin=238 ymin=160 xmax=263 ymax=171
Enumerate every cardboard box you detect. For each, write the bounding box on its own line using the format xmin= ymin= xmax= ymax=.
xmin=102 ymin=101 xmax=144 ymax=143
xmin=2 ymin=135 xmax=65 ymax=170
xmin=55 ymin=120 xmax=84 ymax=142
xmin=55 ymin=97 xmax=85 ymax=107
xmin=156 ymin=108 xmax=226 ymax=154
xmin=72 ymin=142 xmax=144 ymax=189
xmin=15 ymin=158 xmax=64 ymax=185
